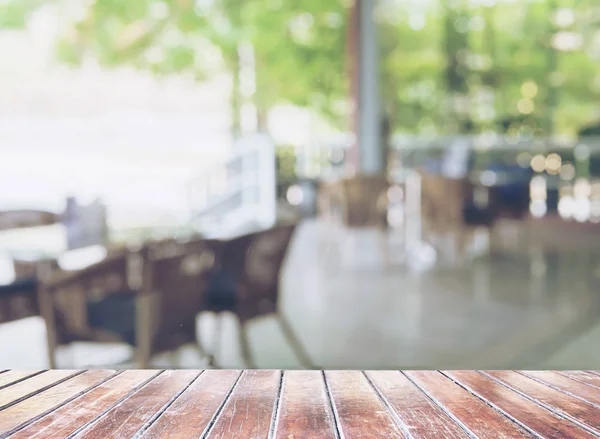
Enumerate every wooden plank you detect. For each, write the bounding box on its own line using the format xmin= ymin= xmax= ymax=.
xmin=8 ymin=370 xmax=158 ymax=439
xmin=0 ymin=370 xmax=115 ymax=437
xmin=71 ymin=370 xmax=199 ymax=439
xmin=0 ymin=371 xmax=80 ymax=410
xmin=405 ymin=371 xmax=533 ymax=438
xmin=140 ymin=370 xmax=241 ymax=439
xmin=445 ymin=371 xmax=595 ymax=439
xmin=0 ymin=372 xmax=42 ymax=390
xmin=325 ymin=370 xmax=404 ymax=438
xmin=519 ymin=371 xmax=600 ymax=406
xmin=485 ymin=370 xmax=600 ymax=434
xmin=273 ymin=371 xmax=337 ymax=439
xmin=558 ymin=371 xmax=600 ymax=390
xmin=206 ymin=370 xmax=281 ymax=439
xmin=366 ymin=371 xmax=468 ymax=438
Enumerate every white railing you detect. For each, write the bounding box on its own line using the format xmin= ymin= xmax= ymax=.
xmin=393 ymin=135 xmax=600 ymax=153
xmin=187 ymin=133 xmax=277 ymax=237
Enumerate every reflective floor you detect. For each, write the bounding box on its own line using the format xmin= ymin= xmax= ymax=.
xmin=1 ymin=219 xmax=599 ymax=369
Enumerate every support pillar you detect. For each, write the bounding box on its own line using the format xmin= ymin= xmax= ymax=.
xmin=348 ymin=0 xmax=383 ymax=176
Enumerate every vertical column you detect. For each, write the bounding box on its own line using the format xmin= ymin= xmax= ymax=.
xmin=359 ymin=0 xmax=382 ymax=175
xmin=347 ymin=0 xmax=360 ymax=174
xmin=348 ymin=0 xmax=383 ymax=176
xmin=258 ymin=135 xmax=277 ymax=228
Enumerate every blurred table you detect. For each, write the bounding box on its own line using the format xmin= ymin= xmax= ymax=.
xmin=1 ymin=370 xmax=600 ymax=437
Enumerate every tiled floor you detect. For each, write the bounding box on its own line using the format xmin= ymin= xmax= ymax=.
xmin=1 ymin=219 xmax=599 ymax=369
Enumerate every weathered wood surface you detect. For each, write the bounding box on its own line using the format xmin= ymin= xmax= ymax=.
xmin=1 ymin=370 xmax=600 ymax=438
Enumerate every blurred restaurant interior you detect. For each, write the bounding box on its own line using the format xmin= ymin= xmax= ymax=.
xmin=1 ymin=0 xmax=600 ymax=370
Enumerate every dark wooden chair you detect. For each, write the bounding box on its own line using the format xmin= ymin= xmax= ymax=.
xmin=38 ymin=238 xmax=214 ymax=368
xmin=141 ymin=237 xmax=215 ymax=365
xmin=200 ymin=222 xmax=313 ymax=368
xmin=0 ymin=200 xmax=109 ymax=327
xmin=39 ymin=246 xmax=138 ymax=368
xmin=0 ymin=209 xmax=62 ymax=325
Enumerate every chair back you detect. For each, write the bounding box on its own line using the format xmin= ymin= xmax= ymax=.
xmin=419 ymin=171 xmax=470 ymax=229
xmin=337 ymin=175 xmax=390 ymax=228
xmin=218 ymin=223 xmax=297 ymax=321
xmin=143 ymin=238 xmax=214 ymax=350
xmin=39 ymin=247 xmax=136 ymax=345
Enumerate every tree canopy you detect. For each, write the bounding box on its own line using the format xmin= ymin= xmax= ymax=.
xmin=2 ymin=0 xmax=599 ymax=137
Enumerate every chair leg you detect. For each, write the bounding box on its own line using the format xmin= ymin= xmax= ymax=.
xmin=237 ymin=320 xmax=256 ymax=369
xmin=276 ymin=313 xmax=315 ymax=369
xmin=208 ymin=313 xmax=222 ymax=368
xmin=38 ymin=288 xmax=58 ymax=369
xmin=47 ymin=350 xmax=57 ymax=369
xmin=135 ymin=293 xmax=154 ymax=369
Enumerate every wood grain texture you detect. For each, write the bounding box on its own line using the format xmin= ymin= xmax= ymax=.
xmin=366 ymin=371 xmax=468 ymax=438
xmin=0 ymin=370 xmax=115 ymax=437
xmin=140 ymin=370 xmax=241 ymax=439
xmin=71 ymin=370 xmax=199 ymax=439
xmin=8 ymin=370 xmax=158 ymax=439
xmin=0 ymin=371 xmax=80 ymax=410
xmin=273 ymin=371 xmax=337 ymax=439
xmin=519 ymin=371 xmax=600 ymax=406
xmin=206 ymin=370 xmax=281 ymax=439
xmin=325 ymin=370 xmax=405 ymax=439
xmin=558 ymin=371 xmax=600 ymax=390
xmin=445 ymin=370 xmax=595 ymax=439
xmin=0 ymin=371 xmax=42 ymax=390
xmin=405 ymin=371 xmax=534 ymax=438
xmin=485 ymin=370 xmax=600 ymax=434
xmin=0 ymin=370 xmax=598 ymax=438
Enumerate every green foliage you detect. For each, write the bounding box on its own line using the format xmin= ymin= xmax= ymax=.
xmin=0 ymin=0 xmax=47 ymax=28
xmin=276 ymin=145 xmax=298 ymax=182
xmin=2 ymin=0 xmax=599 ymax=137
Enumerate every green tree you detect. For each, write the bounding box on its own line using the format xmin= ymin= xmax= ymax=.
xmin=0 ymin=0 xmax=48 ymax=28
xmin=49 ymin=0 xmax=349 ymax=135
xmin=3 ymin=0 xmax=599 ymax=138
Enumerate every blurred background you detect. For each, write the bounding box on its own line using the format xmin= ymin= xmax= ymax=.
xmin=1 ymin=0 xmax=599 ymax=370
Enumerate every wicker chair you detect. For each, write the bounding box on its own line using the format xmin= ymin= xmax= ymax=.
xmin=319 ymin=175 xmax=391 ymax=266
xmin=338 ymin=175 xmax=391 ymax=229
xmin=38 ymin=238 xmax=214 ymax=368
xmin=418 ymin=169 xmax=498 ymax=259
xmin=200 ymin=222 xmax=313 ymax=368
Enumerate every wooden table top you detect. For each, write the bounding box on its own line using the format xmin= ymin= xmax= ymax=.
xmin=1 ymin=370 xmax=599 ymax=438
